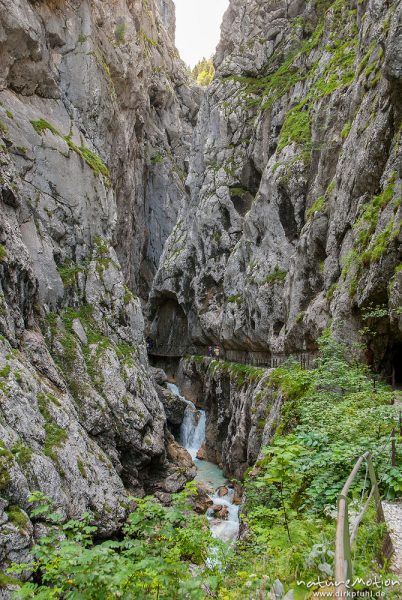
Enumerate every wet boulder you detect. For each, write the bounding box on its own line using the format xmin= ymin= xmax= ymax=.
xmin=217 ymin=486 xmax=229 ymax=498
xmin=212 ymin=505 xmax=229 ymax=520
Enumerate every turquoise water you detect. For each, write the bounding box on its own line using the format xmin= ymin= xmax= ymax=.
xmin=194 ymin=457 xmax=227 ymax=490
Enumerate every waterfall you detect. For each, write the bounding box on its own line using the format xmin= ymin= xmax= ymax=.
xmin=180 ymin=404 xmax=206 ymax=459
xmin=167 ymin=382 xmax=239 ymax=543
xmin=167 ymin=383 xmax=207 ymax=460
xmin=167 ymin=383 xmax=206 ymax=458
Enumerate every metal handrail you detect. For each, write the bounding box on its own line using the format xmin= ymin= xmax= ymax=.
xmin=334 ymin=452 xmax=393 ymax=598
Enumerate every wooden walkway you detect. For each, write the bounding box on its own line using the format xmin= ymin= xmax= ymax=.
xmin=148 ymin=346 xmax=318 ymax=370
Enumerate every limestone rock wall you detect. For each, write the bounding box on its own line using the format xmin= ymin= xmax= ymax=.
xmin=150 ymin=0 xmax=402 ymax=373
xmin=0 ymin=0 xmax=199 ymax=575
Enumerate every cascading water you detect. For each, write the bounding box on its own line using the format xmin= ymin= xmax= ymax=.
xmin=179 ymin=404 xmax=206 ymax=459
xmin=167 ymin=383 xmax=240 ymax=543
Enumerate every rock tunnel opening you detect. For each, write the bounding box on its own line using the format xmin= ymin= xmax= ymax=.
xmin=148 ymin=296 xmax=189 ymax=357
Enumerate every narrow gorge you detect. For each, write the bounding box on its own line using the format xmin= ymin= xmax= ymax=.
xmin=0 ymin=0 xmax=401 ymax=598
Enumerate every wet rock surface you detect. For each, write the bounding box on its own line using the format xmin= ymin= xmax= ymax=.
xmin=192 ymin=482 xmax=214 ymax=514
xmin=212 ymin=504 xmax=229 ymax=520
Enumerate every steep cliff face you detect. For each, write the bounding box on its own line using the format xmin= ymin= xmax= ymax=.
xmin=150 ymin=0 xmax=402 ymax=374
xmin=0 ymin=0 xmax=199 ymax=573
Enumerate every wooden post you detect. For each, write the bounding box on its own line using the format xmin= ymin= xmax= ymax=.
xmin=367 ymin=456 xmax=393 ymax=563
xmin=391 ymin=428 xmax=397 ymax=467
xmin=335 ymin=453 xmax=393 ymax=598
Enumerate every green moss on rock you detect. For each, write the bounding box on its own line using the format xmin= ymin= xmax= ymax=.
xmin=0 ymin=244 xmax=7 ymax=262
xmin=11 ymin=442 xmax=33 ymax=467
xmin=6 ymin=505 xmax=29 ymax=531
xmin=263 ymin=267 xmax=287 ymax=284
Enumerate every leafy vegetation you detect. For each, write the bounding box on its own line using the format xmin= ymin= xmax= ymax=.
xmin=115 ymin=22 xmax=127 ymax=44
xmin=263 ymin=266 xmax=287 ymax=284
xmin=341 ymin=171 xmax=402 ymax=294
xmin=10 ymin=486 xmax=224 ymax=599
xmin=36 ymin=392 xmax=68 ymax=462
xmin=192 ymin=58 xmax=215 ymax=86
xmin=306 ymin=195 xmax=325 ymax=220
xmin=207 ymin=358 xmax=266 ymax=387
xmin=151 ymin=152 xmax=164 ymax=165
xmin=227 ymin=293 xmax=243 ymax=304
xmin=221 ymin=332 xmax=401 ymax=598
xmin=11 ymin=442 xmax=33 ymax=467
xmin=6 ymin=505 xmax=29 ymax=531
xmin=57 ymin=258 xmax=88 ymax=288
xmin=0 ymin=363 xmax=11 ymax=378
xmin=277 ymin=107 xmax=311 ymax=153
xmin=30 ymin=120 xmax=60 ymax=137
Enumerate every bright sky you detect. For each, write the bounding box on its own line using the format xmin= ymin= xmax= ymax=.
xmin=174 ymin=0 xmax=229 ymax=67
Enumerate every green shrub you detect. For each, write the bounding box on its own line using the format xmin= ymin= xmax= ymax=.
xmin=263 ymin=267 xmax=287 ymax=284
xmin=341 ymin=121 xmax=351 ymax=139
xmin=233 ymin=332 xmax=401 ymax=596
xmin=30 ymin=120 xmax=110 ymax=179
xmin=227 ymin=294 xmax=243 ymax=304
xmin=0 ymin=439 xmax=12 ymax=490
xmin=0 ymin=364 xmax=11 ymax=378
xmin=277 ymin=106 xmax=311 ymax=153
xmin=151 ymin=152 xmax=164 ymax=165
xmin=7 ymin=505 xmax=29 ymax=530
xmin=43 ymin=423 xmax=68 ymax=461
xmin=11 ymin=442 xmax=33 ymax=467
xmin=57 ymin=258 xmax=88 ymax=288
xmin=306 ymin=196 xmax=325 ymax=220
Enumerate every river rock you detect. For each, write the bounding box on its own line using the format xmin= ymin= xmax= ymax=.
xmin=196 ymin=444 xmax=207 ymax=461
xmin=192 ymin=482 xmax=213 ymax=514
xmin=166 ymin=436 xmax=194 ymax=470
xmin=232 ymin=483 xmax=243 ymax=506
xmin=217 ymin=486 xmax=229 ymax=498
xmin=156 ymin=386 xmax=188 ymax=427
xmin=212 ymin=505 xmax=229 ymax=520
xmin=150 ymin=368 xmax=169 ymax=386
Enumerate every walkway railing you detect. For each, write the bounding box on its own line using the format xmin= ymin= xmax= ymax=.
xmin=335 ymin=452 xmax=393 ymax=598
xmin=149 ymin=345 xmax=317 ymax=370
